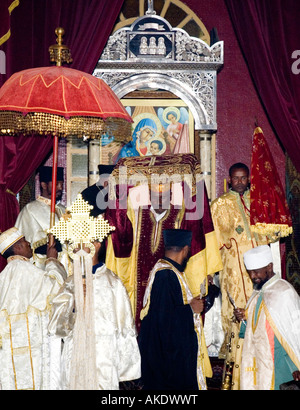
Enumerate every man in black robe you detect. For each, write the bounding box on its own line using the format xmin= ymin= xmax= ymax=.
xmin=138 ymin=229 xmax=208 ymax=390
xmin=81 ymin=164 xmax=114 ymax=217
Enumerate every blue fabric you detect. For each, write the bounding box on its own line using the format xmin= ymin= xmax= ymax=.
xmin=117 ymin=117 xmax=158 ymax=160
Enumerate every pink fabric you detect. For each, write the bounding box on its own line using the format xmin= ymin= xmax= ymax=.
xmin=0 ymin=66 xmax=132 ymax=120
xmin=266 ymin=319 xmax=275 ymax=362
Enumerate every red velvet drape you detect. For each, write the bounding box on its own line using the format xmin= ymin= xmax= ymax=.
xmin=225 ymin=0 xmax=300 ymax=174
xmin=0 ymin=134 xmax=53 ymax=228
xmin=0 ymin=0 xmax=124 ymax=270
xmin=1 ymin=0 xmax=124 ymax=85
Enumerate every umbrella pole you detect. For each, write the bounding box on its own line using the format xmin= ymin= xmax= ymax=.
xmin=49 ymin=135 xmax=59 ymax=246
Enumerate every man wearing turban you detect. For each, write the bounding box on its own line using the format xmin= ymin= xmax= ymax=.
xmin=235 ymin=245 xmax=300 ymax=390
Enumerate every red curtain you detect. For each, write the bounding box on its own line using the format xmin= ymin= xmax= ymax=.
xmin=225 ymin=0 xmax=300 ymax=174
xmin=0 ymin=0 xmax=124 ymax=270
xmin=1 ymin=0 xmax=124 ymax=84
xmin=0 ymin=134 xmax=53 ymax=228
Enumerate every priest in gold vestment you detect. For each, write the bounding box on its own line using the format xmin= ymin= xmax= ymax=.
xmin=105 ymin=154 xmax=223 ymax=331
xmin=210 ymin=163 xmax=269 ymax=373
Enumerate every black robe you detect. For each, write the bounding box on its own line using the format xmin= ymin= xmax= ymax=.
xmin=138 ymin=257 xmax=199 ymax=390
xmin=81 ymin=184 xmax=107 ymax=217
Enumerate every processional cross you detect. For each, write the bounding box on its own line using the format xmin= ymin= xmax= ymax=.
xmin=48 ymin=193 xmax=115 ymax=259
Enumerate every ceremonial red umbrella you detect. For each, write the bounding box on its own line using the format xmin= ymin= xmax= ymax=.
xmin=0 ymin=28 xmax=132 ymax=241
xmin=250 ymin=127 xmax=293 ymax=239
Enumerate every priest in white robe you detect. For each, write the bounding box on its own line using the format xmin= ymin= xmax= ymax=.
xmin=48 ymin=239 xmax=141 ymax=390
xmin=15 ymin=166 xmax=70 ymax=272
xmin=0 ymin=227 xmax=67 ymax=390
xmin=235 ymin=245 xmax=300 ymax=390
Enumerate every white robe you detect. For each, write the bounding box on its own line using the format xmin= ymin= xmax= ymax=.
xmin=48 ymin=264 xmax=141 ymax=390
xmin=0 ymin=256 xmax=67 ymax=390
xmin=240 ymin=275 xmax=300 ymax=390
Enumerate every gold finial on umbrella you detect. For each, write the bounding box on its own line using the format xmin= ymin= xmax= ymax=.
xmin=0 ymin=28 xmax=133 ymax=142
xmin=0 ymin=27 xmax=132 ymax=241
xmin=49 ymin=27 xmax=73 ymax=67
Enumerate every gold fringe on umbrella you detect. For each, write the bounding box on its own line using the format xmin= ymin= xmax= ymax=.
xmin=0 ymin=111 xmax=132 ymax=142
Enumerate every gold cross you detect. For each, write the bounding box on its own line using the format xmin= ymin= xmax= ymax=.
xmin=48 ymin=193 xmax=115 ymax=257
xmin=246 ymin=357 xmax=258 ymax=386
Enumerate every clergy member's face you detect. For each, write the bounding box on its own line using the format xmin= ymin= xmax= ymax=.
xmin=229 ymin=168 xmax=250 ymax=194
xmin=14 ymin=237 xmax=33 ymax=259
xmin=41 ymin=181 xmax=63 ymax=201
xmin=247 ymin=263 xmax=273 ymax=290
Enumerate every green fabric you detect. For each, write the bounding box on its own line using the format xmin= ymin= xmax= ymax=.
xmin=274 ymin=336 xmax=298 ymax=390
xmin=254 ymin=294 xmax=263 ymax=326
xmin=242 ymin=293 xmax=297 ymax=389
xmin=239 ymin=321 xmax=246 ymax=338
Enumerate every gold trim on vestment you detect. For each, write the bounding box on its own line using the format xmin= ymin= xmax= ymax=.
xmin=149 ymin=209 xmax=171 ymax=255
xmin=8 ymin=312 xmax=35 ymax=390
xmin=140 ymin=260 xmax=188 ymax=319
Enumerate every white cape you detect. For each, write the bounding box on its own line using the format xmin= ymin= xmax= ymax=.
xmin=262 ymin=275 xmax=300 ymax=369
xmin=0 ymin=256 xmax=66 ymax=390
xmin=48 ymin=264 xmax=141 ymax=390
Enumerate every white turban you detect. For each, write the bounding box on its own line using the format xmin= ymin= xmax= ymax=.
xmin=0 ymin=227 xmax=24 ymax=255
xmin=243 ymin=245 xmax=273 ymax=270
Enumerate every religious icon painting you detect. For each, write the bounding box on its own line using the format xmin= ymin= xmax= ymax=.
xmin=100 ymin=98 xmax=194 ymax=164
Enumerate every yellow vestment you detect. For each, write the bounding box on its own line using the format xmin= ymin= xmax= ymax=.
xmin=210 ymin=189 xmax=269 ymax=366
xmin=106 ymin=154 xmax=223 ymax=331
xmin=106 ymin=186 xmax=222 ymax=328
